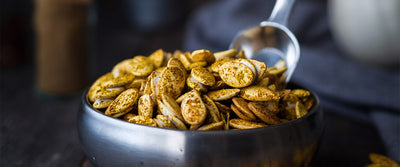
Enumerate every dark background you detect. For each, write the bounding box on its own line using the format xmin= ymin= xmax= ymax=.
xmin=0 ymin=0 xmax=397 ymax=166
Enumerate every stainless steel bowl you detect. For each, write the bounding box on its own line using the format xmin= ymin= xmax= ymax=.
xmin=77 ymin=83 xmax=323 ymax=167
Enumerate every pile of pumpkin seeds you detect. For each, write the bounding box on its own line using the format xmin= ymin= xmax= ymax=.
xmin=87 ymin=49 xmax=314 ymax=130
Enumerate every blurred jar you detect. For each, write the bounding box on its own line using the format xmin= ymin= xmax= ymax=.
xmin=329 ymin=0 xmax=400 ymax=68
xmin=35 ymin=0 xmax=90 ymax=95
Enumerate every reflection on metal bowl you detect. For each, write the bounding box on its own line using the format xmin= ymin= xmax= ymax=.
xmin=77 ymin=83 xmax=323 ymax=167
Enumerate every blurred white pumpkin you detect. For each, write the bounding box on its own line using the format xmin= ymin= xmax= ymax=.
xmin=329 ymin=0 xmax=400 ymax=67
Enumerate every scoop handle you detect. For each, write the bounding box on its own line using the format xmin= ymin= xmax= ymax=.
xmin=267 ymin=0 xmax=295 ymax=26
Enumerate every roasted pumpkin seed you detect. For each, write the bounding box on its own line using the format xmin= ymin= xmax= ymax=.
xmin=88 ymin=49 xmax=315 ymax=130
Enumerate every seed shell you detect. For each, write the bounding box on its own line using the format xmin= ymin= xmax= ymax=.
xmin=93 ymin=98 xmax=113 ymax=109
xmin=128 ymin=115 xmax=158 ymax=127
xmin=232 ymin=97 xmax=257 ymax=121
xmin=161 ymin=94 xmax=184 ymax=121
xmin=240 ymin=86 xmax=280 ymax=101
xmin=203 ymin=95 xmax=221 ymax=123
xmin=155 ymin=115 xmax=176 ymax=129
xmin=219 ymin=60 xmax=255 ymax=88
xmin=157 ymin=66 xmax=186 ymax=99
xmin=138 ymin=94 xmax=154 ymax=118
xmin=181 ymin=90 xmax=207 ymax=125
xmin=198 ymin=121 xmax=224 ymax=131
xmin=149 ymin=49 xmax=165 ymax=68
xmin=105 ymin=88 xmax=139 ymax=118
xmin=229 ymin=119 xmax=267 ymax=129
xmin=190 ymin=49 xmax=215 ymax=64
xmin=127 ymin=56 xmax=154 ymax=77
xmin=231 ymin=104 xmax=253 ymax=121
xmin=191 ymin=66 xmax=215 ymax=86
xmin=248 ymin=102 xmax=280 ymax=125
xmin=207 ymin=89 xmax=240 ymax=101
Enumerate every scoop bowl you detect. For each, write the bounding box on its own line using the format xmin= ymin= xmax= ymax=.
xmin=230 ymin=0 xmax=300 ymax=83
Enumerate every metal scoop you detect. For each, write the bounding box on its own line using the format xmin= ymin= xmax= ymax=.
xmin=230 ymin=0 xmax=299 ymax=83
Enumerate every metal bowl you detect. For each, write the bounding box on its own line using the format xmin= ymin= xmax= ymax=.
xmin=77 ymin=83 xmax=323 ymax=167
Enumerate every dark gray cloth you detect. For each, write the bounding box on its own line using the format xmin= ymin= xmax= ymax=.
xmin=183 ymin=0 xmax=400 ymax=162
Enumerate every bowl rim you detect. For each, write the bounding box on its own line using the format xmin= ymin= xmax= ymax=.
xmin=81 ymin=83 xmax=321 ymax=135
